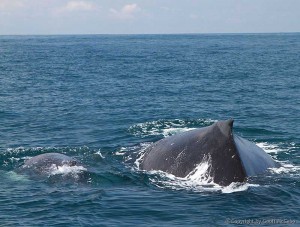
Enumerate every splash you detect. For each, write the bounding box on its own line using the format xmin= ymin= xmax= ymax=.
xmin=255 ymin=141 xmax=300 ymax=175
xmin=115 ymin=147 xmax=128 ymax=156
xmin=94 ymin=150 xmax=105 ymax=159
xmin=133 ymin=143 xmax=152 ymax=169
xmin=138 ymin=154 xmax=256 ymax=194
xmin=269 ymin=162 xmax=300 ymax=175
xmin=146 ymin=169 xmax=256 ymax=194
xmin=49 ymin=164 xmax=87 ymax=175
xmin=161 ymin=127 xmax=196 ymax=137
xmin=256 ymin=142 xmax=285 ymax=154
xmin=49 ymin=164 xmax=87 ymax=181
xmin=185 ymin=155 xmax=213 ymax=183
xmin=221 ymin=182 xmax=259 ymax=194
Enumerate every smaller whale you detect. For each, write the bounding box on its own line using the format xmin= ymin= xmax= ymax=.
xmin=19 ymin=153 xmax=79 ymax=176
xmin=16 ymin=153 xmax=92 ymax=184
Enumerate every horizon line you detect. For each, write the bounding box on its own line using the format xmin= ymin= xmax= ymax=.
xmin=0 ymin=31 xmax=299 ymax=37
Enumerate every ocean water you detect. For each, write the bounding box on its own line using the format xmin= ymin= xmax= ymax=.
xmin=0 ymin=34 xmax=299 ymax=226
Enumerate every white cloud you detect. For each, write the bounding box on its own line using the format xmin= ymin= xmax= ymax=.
xmin=0 ymin=0 xmax=24 ymax=11
xmin=160 ymin=7 xmax=171 ymax=11
xmin=56 ymin=1 xmax=97 ymax=13
xmin=110 ymin=3 xmax=140 ymax=20
xmin=189 ymin=14 xmax=198 ymax=19
xmin=122 ymin=4 xmax=139 ymax=15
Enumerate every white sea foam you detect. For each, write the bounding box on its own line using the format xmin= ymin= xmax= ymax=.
xmin=221 ymin=182 xmax=259 ymax=194
xmin=94 ymin=150 xmax=105 ymax=158
xmin=185 ymin=155 xmax=212 ymax=183
xmin=255 ymin=141 xmax=300 ymax=175
xmin=146 ymin=170 xmax=256 ymax=193
xmin=115 ymin=147 xmax=127 ymax=156
xmin=6 ymin=171 xmax=30 ymax=182
xmin=6 ymin=147 xmax=26 ymax=153
xmin=256 ymin=142 xmax=285 ymax=154
xmin=49 ymin=164 xmax=87 ymax=177
xmin=162 ymin=127 xmax=196 ymax=137
xmin=129 ymin=118 xmax=216 ymax=138
xmin=134 ymin=143 xmax=151 ymax=169
xmin=143 ymin=155 xmax=257 ymax=193
xmin=269 ymin=162 xmax=300 ymax=175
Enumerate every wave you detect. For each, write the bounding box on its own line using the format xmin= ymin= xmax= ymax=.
xmin=269 ymin=162 xmax=300 ymax=176
xmin=128 ymin=118 xmax=216 ymax=138
xmin=256 ymin=142 xmax=296 ymax=154
xmin=256 ymin=141 xmax=300 ymax=176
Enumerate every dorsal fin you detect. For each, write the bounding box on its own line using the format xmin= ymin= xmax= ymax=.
xmin=217 ymin=119 xmax=234 ymax=136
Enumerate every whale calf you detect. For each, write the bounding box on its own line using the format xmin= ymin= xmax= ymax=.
xmin=20 ymin=153 xmax=78 ymax=176
xmin=140 ymin=119 xmax=278 ymax=186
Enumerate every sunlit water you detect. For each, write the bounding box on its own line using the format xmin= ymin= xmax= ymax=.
xmin=0 ymin=34 xmax=299 ymax=226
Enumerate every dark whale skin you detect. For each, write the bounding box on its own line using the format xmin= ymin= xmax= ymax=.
xmin=20 ymin=153 xmax=77 ymax=175
xmin=140 ymin=119 xmax=278 ymax=186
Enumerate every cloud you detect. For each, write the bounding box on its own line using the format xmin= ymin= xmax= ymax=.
xmin=56 ymin=1 xmax=97 ymax=13
xmin=189 ymin=14 xmax=199 ymax=19
xmin=110 ymin=3 xmax=140 ymax=20
xmin=160 ymin=7 xmax=171 ymax=11
xmin=0 ymin=0 xmax=24 ymax=11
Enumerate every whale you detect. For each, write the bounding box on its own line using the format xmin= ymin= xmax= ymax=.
xmin=19 ymin=153 xmax=78 ymax=176
xmin=16 ymin=153 xmax=92 ymax=184
xmin=140 ymin=119 xmax=279 ymax=186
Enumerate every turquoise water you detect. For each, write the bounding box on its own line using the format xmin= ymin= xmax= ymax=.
xmin=0 ymin=34 xmax=299 ymax=226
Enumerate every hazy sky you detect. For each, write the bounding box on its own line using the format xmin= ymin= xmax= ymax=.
xmin=0 ymin=0 xmax=299 ymax=35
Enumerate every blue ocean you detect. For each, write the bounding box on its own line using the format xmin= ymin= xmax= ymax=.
xmin=0 ymin=34 xmax=299 ymax=226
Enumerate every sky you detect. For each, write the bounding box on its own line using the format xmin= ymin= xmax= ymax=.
xmin=0 ymin=0 xmax=299 ymax=35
